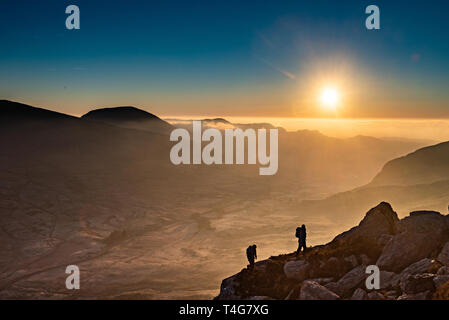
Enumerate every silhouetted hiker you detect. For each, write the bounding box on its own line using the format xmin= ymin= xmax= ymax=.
xmin=296 ymin=224 xmax=307 ymax=255
xmin=246 ymin=244 xmax=257 ymax=269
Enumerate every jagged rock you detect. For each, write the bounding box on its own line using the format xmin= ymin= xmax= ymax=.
xmin=377 ymin=212 xmax=449 ymax=272
xmin=367 ymin=291 xmax=385 ymax=300
xmin=401 ymin=273 xmax=435 ymax=294
xmin=400 ymin=258 xmax=433 ymax=280
xmin=398 ymin=291 xmax=431 ymax=300
xmin=379 ymin=270 xmax=399 ymax=289
xmin=433 ymin=275 xmax=449 ymax=289
xmin=351 ymin=288 xmax=367 ymax=300
xmin=333 ymin=265 xmax=366 ymax=297
xmin=283 ymin=260 xmax=310 ymax=281
xmin=330 ymin=203 xmax=399 ymax=259
xmin=437 ymin=242 xmax=449 ymax=266
xmin=299 ymin=280 xmax=339 ymax=300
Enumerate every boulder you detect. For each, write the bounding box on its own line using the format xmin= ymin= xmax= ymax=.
xmin=401 ymin=273 xmax=435 ymax=294
xmin=331 ymin=203 xmax=398 ymax=255
xmin=399 ymin=258 xmax=433 ymax=280
xmin=376 ymin=212 xmax=449 ymax=272
xmin=379 ymin=271 xmax=399 ymax=289
xmin=333 ymin=265 xmax=367 ymax=297
xmin=283 ymin=260 xmax=310 ymax=281
xmin=351 ymin=288 xmax=367 ymax=300
xmin=299 ymin=280 xmax=339 ymax=300
xmin=437 ymin=241 xmax=449 ymax=266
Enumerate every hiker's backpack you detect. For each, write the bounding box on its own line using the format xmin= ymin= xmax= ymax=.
xmin=295 ymin=227 xmax=301 ymax=238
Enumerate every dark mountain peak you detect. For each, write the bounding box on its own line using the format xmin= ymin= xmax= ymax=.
xmin=82 ymin=106 xmax=173 ymax=134
xmin=82 ymin=106 xmax=162 ymax=122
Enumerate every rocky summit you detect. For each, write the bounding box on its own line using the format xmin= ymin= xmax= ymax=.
xmin=215 ymin=202 xmax=449 ymax=300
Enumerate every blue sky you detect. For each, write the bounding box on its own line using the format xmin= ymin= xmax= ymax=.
xmin=1 ymin=0 xmax=449 ymax=117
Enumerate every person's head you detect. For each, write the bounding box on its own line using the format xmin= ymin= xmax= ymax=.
xmin=301 ymin=224 xmax=305 ymax=229
xmin=253 ymin=244 xmax=257 ymax=249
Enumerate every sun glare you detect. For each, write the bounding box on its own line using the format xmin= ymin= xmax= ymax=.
xmin=320 ymin=87 xmax=340 ymax=111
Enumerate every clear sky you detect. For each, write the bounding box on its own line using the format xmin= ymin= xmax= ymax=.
xmin=1 ymin=0 xmax=449 ymax=118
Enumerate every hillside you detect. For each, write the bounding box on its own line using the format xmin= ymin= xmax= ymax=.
xmin=370 ymin=141 xmax=449 ymax=187
xmin=216 ymin=202 xmax=449 ymax=300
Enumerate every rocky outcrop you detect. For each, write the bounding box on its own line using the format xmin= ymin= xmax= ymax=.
xmin=376 ymin=211 xmax=449 ymax=272
xmin=215 ymin=202 xmax=449 ymax=300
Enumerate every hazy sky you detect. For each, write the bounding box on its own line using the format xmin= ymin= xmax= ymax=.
xmin=1 ymin=0 xmax=449 ymax=118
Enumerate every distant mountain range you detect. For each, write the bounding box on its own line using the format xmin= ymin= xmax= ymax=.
xmin=1 ymin=100 xmax=429 ymax=193
xmin=1 ymin=99 xmax=448 ymax=299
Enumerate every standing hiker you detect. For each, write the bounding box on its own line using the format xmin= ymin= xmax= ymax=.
xmin=296 ymin=224 xmax=307 ymax=255
xmin=246 ymin=244 xmax=257 ymax=269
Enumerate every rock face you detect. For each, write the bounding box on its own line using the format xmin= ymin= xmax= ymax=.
xmin=215 ymin=202 xmax=449 ymax=300
xmin=299 ymin=281 xmax=339 ymax=300
xmin=376 ymin=211 xmax=449 ymax=272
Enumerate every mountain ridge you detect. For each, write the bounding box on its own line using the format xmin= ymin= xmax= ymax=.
xmin=215 ymin=202 xmax=449 ymax=300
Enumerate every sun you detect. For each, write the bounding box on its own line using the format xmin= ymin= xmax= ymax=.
xmin=320 ymin=87 xmax=340 ymax=111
